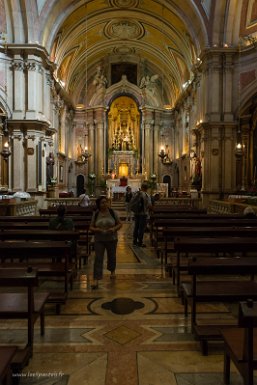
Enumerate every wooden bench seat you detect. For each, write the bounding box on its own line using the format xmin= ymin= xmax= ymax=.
xmin=0 ymin=268 xmax=49 ymax=364
xmin=0 ymin=346 xmax=17 ymax=385
xmin=186 ymin=257 xmax=257 ymax=355
xmin=0 ymin=242 xmax=73 ymax=313
xmin=222 ymin=301 xmax=257 ymax=385
xmin=181 ymin=280 xmax=257 ymax=317
xmin=0 ymin=292 xmax=48 ymax=335
xmin=174 ymin=237 xmax=257 ymax=290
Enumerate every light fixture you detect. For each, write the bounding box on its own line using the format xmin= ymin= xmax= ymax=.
xmin=235 ymin=142 xmax=243 ymax=157
xmin=76 ymin=144 xmax=91 ymax=164
xmin=158 ymin=144 xmax=172 ymax=165
xmin=0 ymin=37 xmax=11 ymax=162
xmin=81 ymin=146 xmax=91 ymax=163
xmin=1 ymin=139 xmax=11 ymax=161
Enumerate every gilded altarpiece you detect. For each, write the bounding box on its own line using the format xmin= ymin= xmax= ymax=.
xmin=107 ymin=96 xmax=140 ymax=177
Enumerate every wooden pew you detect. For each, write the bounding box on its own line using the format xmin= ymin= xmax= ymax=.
xmin=150 ymin=216 xmax=257 ymax=249
xmin=39 ymin=206 xmax=94 ymax=216
xmin=222 ymin=300 xmax=257 ymax=385
xmin=0 ymin=267 xmax=49 ymax=366
xmin=185 ymin=256 xmax=257 ymax=355
xmin=0 ymin=215 xmax=92 ymax=223
xmin=0 ymin=220 xmax=90 ymax=230
xmin=161 ymin=226 xmax=257 ymax=273
xmin=0 ymin=229 xmax=79 ymax=264
xmin=173 ymin=236 xmax=257 ymax=290
xmin=0 ymin=224 xmax=91 ymax=268
xmin=151 ymin=206 xmax=207 ymax=214
xmin=0 ymin=346 xmax=17 ymax=385
xmin=0 ymin=241 xmax=73 ymax=313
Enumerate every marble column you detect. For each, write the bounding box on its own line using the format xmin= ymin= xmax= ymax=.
xmin=12 ymin=129 xmax=25 ymax=191
xmin=87 ymin=112 xmax=95 ymax=175
xmin=26 ymin=134 xmax=38 ymax=192
xmin=223 ymin=53 xmax=234 ymax=122
xmin=154 ymin=112 xmax=161 ymax=179
xmin=26 ymin=57 xmax=37 ymax=119
xmin=11 ymin=55 xmax=25 ymax=119
xmin=95 ymin=109 xmax=105 ymax=180
xmin=45 ymin=73 xmax=53 ymax=122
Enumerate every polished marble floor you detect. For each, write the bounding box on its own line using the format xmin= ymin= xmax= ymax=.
xmin=0 ymin=221 xmax=249 ymax=385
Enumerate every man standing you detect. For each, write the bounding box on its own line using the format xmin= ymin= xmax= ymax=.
xmin=78 ymin=188 xmax=90 ymax=207
xmin=131 ymin=182 xmax=152 ymax=247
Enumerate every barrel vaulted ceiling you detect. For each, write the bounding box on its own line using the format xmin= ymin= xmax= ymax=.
xmin=1 ymin=0 xmax=257 ymax=108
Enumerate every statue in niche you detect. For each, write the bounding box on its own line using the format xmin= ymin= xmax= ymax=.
xmin=46 ymin=152 xmax=55 ymax=185
xmin=93 ymin=65 xmax=107 ymax=90
xmin=140 ymin=74 xmax=159 ymax=95
xmin=77 ymin=144 xmax=84 ymax=162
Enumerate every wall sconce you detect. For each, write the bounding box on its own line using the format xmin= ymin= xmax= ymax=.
xmin=81 ymin=147 xmax=91 ymax=163
xmin=158 ymin=145 xmax=172 ymax=165
xmin=1 ymin=140 xmax=11 ymax=161
xmin=235 ymin=142 xmax=244 ymax=157
xmin=76 ymin=145 xmax=91 ymax=164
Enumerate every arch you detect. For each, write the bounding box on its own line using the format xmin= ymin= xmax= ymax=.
xmin=163 ymin=174 xmax=171 ymax=197
xmin=76 ymin=174 xmax=85 ymax=197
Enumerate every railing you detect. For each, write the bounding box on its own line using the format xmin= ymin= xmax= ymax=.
xmin=0 ymin=199 xmax=37 ymax=216
xmin=155 ymin=198 xmax=201 ymax=208
xmin=45 ymin=198 xmax=81 ymax=207
xmin=208 ymin=199 xmax=255 ymax=214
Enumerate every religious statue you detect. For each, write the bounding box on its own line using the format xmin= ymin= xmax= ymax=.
xmin=191 ymin=156 xmax=202 ymax=190
xmin=77 ymin=144 xmax=84 ymax=162
xmin=93 ymin=65 xmax=107 ymax=90
xmin=46 ymin=152 xmax=55 ymax=185
xmin=139 ymin=74 xmax=159 ymax=95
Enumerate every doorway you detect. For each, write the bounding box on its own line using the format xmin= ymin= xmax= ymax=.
xmin=76 ymin=174 xmax=85 ymax=197
xmin=163 ymin=175 xmax=171 ymax=197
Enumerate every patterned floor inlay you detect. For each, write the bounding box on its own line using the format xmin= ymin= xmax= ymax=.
xmin=101 ymin=297 xmax=144 ymax=314
xmin=175 ymin=372 xmax=245 ymax=385
xmin=104 ymin=325 xmax=141 ymax=344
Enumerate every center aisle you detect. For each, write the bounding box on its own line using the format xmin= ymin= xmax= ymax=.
xmin=14 ymin=220 xmax=237 ymax=385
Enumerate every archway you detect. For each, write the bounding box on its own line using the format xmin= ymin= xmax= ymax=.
xmin=76 ymin=174 xmax=85 ymax=197
xmin=163 ymin=175 xmax=171 ymax=197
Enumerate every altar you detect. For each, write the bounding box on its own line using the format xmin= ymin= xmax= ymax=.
xmin=106 ymin=178 xmax=141 ymax=199
xmin=109 ymin=151 xmax=138 ymax=177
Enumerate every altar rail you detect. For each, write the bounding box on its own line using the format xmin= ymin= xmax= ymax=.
xmin=45 ymin=198 xmax=81 ymax=207
xmin=155 ymin=198 xmax=201 ymax=209
xmin=0 ymin=199 xmax=37 ymax=216
xmin=208 ymin=199 xmax=257 ymax=215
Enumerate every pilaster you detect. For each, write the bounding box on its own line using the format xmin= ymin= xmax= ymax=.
xmin=12 ymin=129 xmax=25 ymax=191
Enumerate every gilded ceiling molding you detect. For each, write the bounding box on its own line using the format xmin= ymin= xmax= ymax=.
xmin=104 ymin=20 xmax=145 ymax=40
xmin=109 ymin=0 xmax=139 ymax=8
xmin=113 ymin=46 xmax=136 ymax=55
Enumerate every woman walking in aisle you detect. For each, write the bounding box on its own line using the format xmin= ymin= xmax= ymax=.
xmin=89 ymin=196 xmax=122 ymax=289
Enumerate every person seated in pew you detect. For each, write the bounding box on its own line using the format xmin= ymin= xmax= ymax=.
xmin=243 ymin=205 xmax=257 ymax=218
xmin=49 ymin=205 xmax=75 ymax=231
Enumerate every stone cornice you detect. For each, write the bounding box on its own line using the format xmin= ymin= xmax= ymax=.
xmin=7 ymin=120 xmax=57 ymax=136
xmin=0 ymin=44 xmax=56 ymax=72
